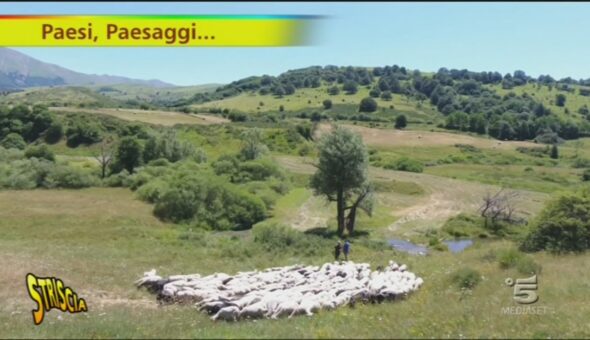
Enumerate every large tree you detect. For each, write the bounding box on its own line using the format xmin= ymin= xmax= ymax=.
xmin=311 ymin=126 xmax=372 ymax=236
xmin=113 ymin=137 xmax=143 ymax=174
xmin=240 ymin=128 xmax=268 ymax=160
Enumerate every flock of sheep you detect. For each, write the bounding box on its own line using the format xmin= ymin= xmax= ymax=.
xmin=135 ymin=261 xmax=423 ymax=321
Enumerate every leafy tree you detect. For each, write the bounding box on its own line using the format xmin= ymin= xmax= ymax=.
xmin=310 ymin=111 xmax=323 ymax=122
xmin=284 ymin=84 xmax=296 ymax=95
xmin=323 ymin=99 xmax=332 ymax=110
xmin=65 ymin=120 xmax=102 ymax=147
xmin=521 ymin=190 xmax=590 ymax=253
xmin=342 ymin=81 xmax=358 ymax=95
xmin=489 ymin=120 xmax=515 ymax=140
xmin=310 ymin=126 xmax=370 ymax=236
xmin=142 ymin=131 xmax=195 ymax=163
xmin=113 ymin=137 xmax=143 ymax=174
xmin=240 ymin=128 xmax=268 ymax=160
xmin=555 ymin=93 xmax=566 ymax=107
xmin=369 ymin=88 xmax=381 ymax=98
xmin=446 ymin=112 xmax=470 ymax=131
xmin=380 ymin=91 xmax=393 ymax=101
xmin=469 ymin=114 xmax=487 ymax=134
xmin=550 ymin=144 xmax=559 ymax=159
xmin=44 ymin=122 xmax=63 ymax=144
xmin=395 ymin=114 xmax=407 ymax=129
xmin=0 ymin=133 xmax=26 ymax=150
xmin=273 ymin=86 xmax=285 ymax=97
xmin=359 ymin=97 xmax=378 ymax=113
xmin=328 ymin=85 xmax=340 ymax=95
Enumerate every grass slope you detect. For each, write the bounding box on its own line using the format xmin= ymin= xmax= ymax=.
xmin=0 ymin=188 xmax=588 ymax=338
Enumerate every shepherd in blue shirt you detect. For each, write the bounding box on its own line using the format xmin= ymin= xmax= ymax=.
xmin=343 ymin=240 xmax=351 ymax=261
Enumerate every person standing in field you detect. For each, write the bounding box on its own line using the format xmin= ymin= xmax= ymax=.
xmin=343 ymin=240 xmax=351 ymax=261
xmin=335 ymin=240 xmax=342 ymax=261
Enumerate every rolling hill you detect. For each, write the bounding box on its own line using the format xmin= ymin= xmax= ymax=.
xmin=0 ymin=48 xmax=173 ymax=90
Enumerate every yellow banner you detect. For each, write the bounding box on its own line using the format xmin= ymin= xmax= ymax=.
xmin=0 ymin=15 xmax=318 ymax=47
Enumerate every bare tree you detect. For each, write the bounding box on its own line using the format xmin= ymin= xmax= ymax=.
xmin=479 ymin=188 xmax=519 ymax=231
xmin=94 ymin=138 xmax=113 ymax=179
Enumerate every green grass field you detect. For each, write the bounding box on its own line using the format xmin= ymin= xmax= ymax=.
xmin=1 ymin=188 xmax=589 ymax=338
xmin=4 ymin=72 xmax=590 ymax=338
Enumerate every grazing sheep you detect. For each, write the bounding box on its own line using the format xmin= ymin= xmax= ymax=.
xmin=211 ymin=306 xmax=240 ymax=322
xmin=137 ymin=260 xmax=423 ymax=321
xmin=239 ymin=302 xmax=267 ymax=319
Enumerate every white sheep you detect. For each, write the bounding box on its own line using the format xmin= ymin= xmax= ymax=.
xmin=211 ymin=306 xmax=240 ymax=322
xmin=138 ymin=260 xmax=424 ymax=321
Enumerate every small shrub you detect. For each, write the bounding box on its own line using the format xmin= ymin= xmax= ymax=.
xmin=135 ymin=179 xmax=168 ymax=203
xmin=451 ymin=267 xmax=481 ymax=289
xmin=498 ymin=248 xmax=523 ymax=269
xmin=252 ymin=222 xmax=326 ymax=256
xmin=1 ymin=133 xmax=26 ymax=150
xmin=516 ymin=256 xmax=542 ymax=275
xmin=24 ymin=144 xmax=55 ymax=162
xmin=384 ymin=157 xmax=423 ymax=173
xmin=44 ymin=166 xmax=98 ymax=189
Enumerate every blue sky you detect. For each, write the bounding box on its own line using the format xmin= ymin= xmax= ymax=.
xmin=4 ymin=2 xmax=590 ymax=86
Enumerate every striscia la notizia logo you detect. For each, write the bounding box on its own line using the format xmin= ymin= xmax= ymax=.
xmin=26 ymin=273 xmax=88 ymax=325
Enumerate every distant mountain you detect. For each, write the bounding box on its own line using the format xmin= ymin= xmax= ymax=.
xmin=0 ymin=48 xmax=174 ymax=90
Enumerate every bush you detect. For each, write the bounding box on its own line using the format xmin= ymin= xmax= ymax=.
xmin=385 ymin=157 xmax=423 ymax=173
xmin=252 ymin=222 xmax=326 ymax=256
xmin=44 ymin=166 xmax=98 ymax=189
xmin=515 ymin=256 xmax=542 ymax=275
xmin=521 ymin=189 xmax=590 ymax=253
xmin=235 ymin=158 xmax=286 ymax=183
xmin=142 ymin=131 xmax=195 ymax=164
xmin=44 ymin=122 xmax=64 ymax=144
xmin=65 ymin=120 xmax=102 ymax=147
xmin=498 ymin=248 xmax=523 ymax=269
xmin=582 ymin=169 xmax=590 ymax=182
xmin=104 ymin=170 xmax=132 ymax=187
xmin=0 ymin=158 xmax=51 ymax=189
xmin=497 ymin=248 xmax=542 ymax=274
xmin=394 ymin=115 xmax=407 ymax=129
xmin=24 ymin=144 xmax=55 ymax=162
xmin=442 ymin=213 xmax=487 ymax=238
xmin=450 ymin=267 xmax=481 ymax=289
xmin=151 ymin=175 xmax=267 ymax=230
xmin=359 ymin=97 xmax=378 ymax=113
xmin=572 ymin=157 xmax=590 ymax=169
xmin=1 ymin=133 xmax=26 ymax=150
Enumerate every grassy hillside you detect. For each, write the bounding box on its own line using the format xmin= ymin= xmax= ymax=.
xmin=3 ymin=64 xmax=590 ymax=338
xmin=491 ymin=82 xmax=590 ymax=122
xmin=0 ymin=84 xmax=220 ymax=109
xmin=0 ymin=86 xmax=127 ymax=108
xmin=1 ymin=188 xmax=588 ymax=338
xmin=192 ymin=84 xmax=439 ymax=124
xmin=92 ymin=83 xmax=220 ymax=106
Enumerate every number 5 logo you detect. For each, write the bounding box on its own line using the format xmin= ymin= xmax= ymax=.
xmin=506 ymin=275 xmax=538 ymax=304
